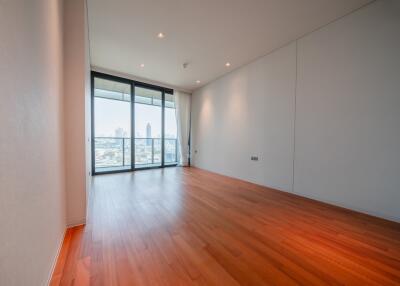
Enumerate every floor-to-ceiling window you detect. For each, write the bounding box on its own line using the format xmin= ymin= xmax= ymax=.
xmin=92 ymin=72 xmax=177 ymax=174
xmin=93 ymin=76 xmax=132 ymax=173
xmin=134 ymin=86 xmax=162 ymax=168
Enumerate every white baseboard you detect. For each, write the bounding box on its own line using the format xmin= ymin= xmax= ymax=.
xmin=45 ymin=228 xmax=66 ymax=286
xmin=67 ymin=218 xmax=86 ymax=228
xmin=45 ymin=219 xmax=86 ymax=285
xmin=290 ymin=190 xmax=400 ymax=223
xmin=45 ymin=218 xmax=86 ymax=285
xmin=192 ymin=165 xmax=400 ymax=223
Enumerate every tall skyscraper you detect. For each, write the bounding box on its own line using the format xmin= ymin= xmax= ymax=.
xmin=146 ymin=123 xmax=151 ymax=145
xmin=115 ymin=127 xmax=125 ymax=138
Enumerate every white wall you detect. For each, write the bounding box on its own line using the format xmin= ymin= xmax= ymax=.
xmin=294 ymin=0 xmax=400 ymax=221
xmin=0 ymin=0 xmax=66 ymax=285
xmin=191 ymin=0 xmax=400 ymax=222
xmin=64 ymin=0 xmax=89 ymax=226
xmin=192 ymin=43 xmax=296 ymax=191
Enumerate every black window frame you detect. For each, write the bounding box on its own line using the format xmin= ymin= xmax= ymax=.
xmin=91 ymin=71 xmax=177 ymax=175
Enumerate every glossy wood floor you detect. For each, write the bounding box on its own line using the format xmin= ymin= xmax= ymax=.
xmin=51 ymin=167 xmax=400 ymax=286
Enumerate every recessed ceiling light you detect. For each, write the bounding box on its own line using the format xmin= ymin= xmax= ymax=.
xmin=196 ymin=80 xmax=201 ymax=84
xmin=140 ymin=63 xmax=145 ymax=68
xmin=157 ymin=32 xmax=165 ymax=38
xmin=225 ymin=62 xmax=231 ymax=67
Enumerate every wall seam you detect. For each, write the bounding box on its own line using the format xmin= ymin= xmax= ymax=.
xmin=292 ymin=41 xmax=298 ymax=193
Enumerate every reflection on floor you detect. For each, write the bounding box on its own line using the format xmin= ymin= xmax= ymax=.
xmin=95 ymin=163 xmax=177 ymax=173
xmin=51 ymin=167 xmax=400 ymax=285
xmin=95 ymin=165 xmax=131 ymax=173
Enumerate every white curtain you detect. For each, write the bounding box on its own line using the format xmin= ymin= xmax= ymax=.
xmin=175 ymin=91 xmax=191 ymax=166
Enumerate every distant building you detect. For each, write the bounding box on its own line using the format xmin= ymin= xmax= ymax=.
xmin=115 ymin=127 xmax=126 ymax=138
xmin=146 ymin=123 xmax=152 ymax=145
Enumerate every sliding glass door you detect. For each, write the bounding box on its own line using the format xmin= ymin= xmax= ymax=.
xmin=92 ymin=72 xmax=177 ymax=174
xmin=93 ymin=77 xmax=132 ymax=173
xmin=134 ymin=86 xmax=162 ymax=168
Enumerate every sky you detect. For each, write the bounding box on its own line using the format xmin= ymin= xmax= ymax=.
xmin=94 ymin=98 xmax=177 ymax=139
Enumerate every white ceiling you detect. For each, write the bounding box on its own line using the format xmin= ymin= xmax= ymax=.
xmin=87 ymin=0 xmax=372 ymax=92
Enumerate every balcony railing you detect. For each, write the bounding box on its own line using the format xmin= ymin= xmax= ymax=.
xmin=94 ymin=137 xmax=178 ymax=171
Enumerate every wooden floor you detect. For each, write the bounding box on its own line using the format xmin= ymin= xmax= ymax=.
xmin=51 ymin=167 xmax=400 ymax=286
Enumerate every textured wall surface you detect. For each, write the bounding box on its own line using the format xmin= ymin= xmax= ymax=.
xmin=0 ymin=0 xmax=66 ymax=285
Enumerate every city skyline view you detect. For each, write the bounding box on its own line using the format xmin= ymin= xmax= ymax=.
xmin=93 ymin=93 xmax=178 ymax=170
xmin=94 ymin=97 xmax=177 ymax=139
